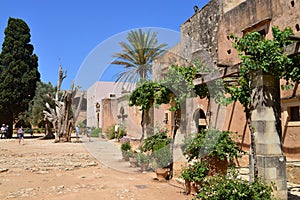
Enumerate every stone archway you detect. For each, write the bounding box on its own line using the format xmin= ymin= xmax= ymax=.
xmin=193 ymin=108 xmax=207 ymax=133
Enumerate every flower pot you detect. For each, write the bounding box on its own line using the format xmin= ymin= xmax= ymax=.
xmin=140 ymin=162 xmax=149 ymax=172
xmin=204 ymin=156 xmax=228 ymax=176
xmin=184 ymin=180 xmax=200 ymax=195
xmin=129 ymin=157 xmax=139 ymax=167
xmin=155 ymin=168 xmax=169 ymax=180
xmin=184 ymin=180 xmax=192 ymax=195
xmin=122 ymin=151 xmax=130 ymax=161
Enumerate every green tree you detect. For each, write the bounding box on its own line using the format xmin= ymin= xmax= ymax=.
xmin=113 ymin=29 xmax=167 ymax=140
xmin=227 ymin=26 xmax=300 ymax=179
xmin=112 ymin=29 xmax=167 ymax=84
xmin=0 ymin=17 xmax=40 ymax=138
xmin=27 ymin=81 xmax=55 ymax=126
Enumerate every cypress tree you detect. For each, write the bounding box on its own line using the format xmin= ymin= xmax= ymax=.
xmin=0 ymin=17 xmax=40 ymax=138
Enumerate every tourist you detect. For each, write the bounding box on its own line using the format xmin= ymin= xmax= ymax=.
xmin=87 ymin=127 xmax=91 ymax=142
xmin=75 ymin=125 xmax=80 ymax=142
xmin=1 ymin=124 xmax=7 ymax=139
xmin=18 ymin=126 xmax=24 ymax=145
xmin=114 ymin=124 xmax=119 ymax=140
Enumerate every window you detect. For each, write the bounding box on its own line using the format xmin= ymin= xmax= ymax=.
xmin=290 ymin=106 xmax=300 ymax=121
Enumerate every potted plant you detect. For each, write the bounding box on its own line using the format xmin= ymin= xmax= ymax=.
xmin=136 ymin=152 xmax=150 ymax=171
xmin=142 ymin=128 xmax=171 ymax=179
xmin=180 ymin=161 xmax=208 ymax=194
xmin=128 ymin=150 xmax=139 ymax=167
xmin=182 ymin=129 xmax=244 ymax=176
xmin=120 ymin=138 xmax=131 ymax=161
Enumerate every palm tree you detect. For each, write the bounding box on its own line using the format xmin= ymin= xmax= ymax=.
xmin=112 ymin=29 xmax=167 ymax=84
xmin=112 ymin=29 xmax=167 ymax=140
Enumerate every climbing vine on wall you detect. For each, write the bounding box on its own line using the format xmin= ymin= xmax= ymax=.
xmin=227 ymin=26 xmax=300 ymax=108
xmin=129 ymin=65 xmax=210 ymax=111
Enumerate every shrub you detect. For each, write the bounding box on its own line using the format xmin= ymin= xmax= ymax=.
xmin=142 ymin=128 xmax=171 ymax=168
xmin=136 ymin=152 xmax=150 ymax=164
xmin=117 ymin=124 xmax=127 ymax=140
xmin=90 ymin=128 xmax=102 ymax=137
xmin=106 ymin=125 xmax=115 ymax=140
xmin=195 ymin=171 xmax=275 ymax=200
xmin=121 ymin=141 xmax=131 ymax=152
xmin=183 ymin=129 xmax=244 ymax=162
xmin=180 ymin=161 xmax=208 ymax=182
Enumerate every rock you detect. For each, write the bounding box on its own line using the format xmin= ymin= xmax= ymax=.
xmin=0 ymin=168 xmax=8 ymax=173
xmin=85 ymin=162 xmax=98 ymax=167
xmin=64 ymin=167 xmax=74 ymax=171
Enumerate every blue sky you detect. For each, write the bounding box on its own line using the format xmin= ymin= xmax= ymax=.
xmin=0 ymin=0 xmax=210 ymax=90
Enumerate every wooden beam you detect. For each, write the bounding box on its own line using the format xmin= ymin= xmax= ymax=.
xmin=193 ymin=63 xmax=240 ymax=85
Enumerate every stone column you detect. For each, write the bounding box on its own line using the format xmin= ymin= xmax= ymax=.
xmin=250 ymin=73 xmax=287 ymax=199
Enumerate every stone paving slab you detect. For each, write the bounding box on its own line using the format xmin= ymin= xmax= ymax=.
xmin=81 ymin=137 xmax=141 ymax=173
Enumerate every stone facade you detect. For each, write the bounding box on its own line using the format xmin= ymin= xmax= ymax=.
xmin=152 ymin=0 xmax=300 ymax=199
xmin=86 ymin=81 xmax=136 ymax=129
xmin=153 ymin=0 xmax=300 ymax=158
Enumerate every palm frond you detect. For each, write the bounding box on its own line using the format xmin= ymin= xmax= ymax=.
xmin=112 ymin=29 xmax=167 ymax=85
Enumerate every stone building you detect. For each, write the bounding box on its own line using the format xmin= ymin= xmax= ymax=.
xmin=96 ymin=1 xmax=299 ymax=198
xmin=87 ymin=81 xmax=141 ymax=137
xmin=87 ymin=81 xmax=127 ymax=128
xmin=152 ymin=0 xmax=299 ymax=199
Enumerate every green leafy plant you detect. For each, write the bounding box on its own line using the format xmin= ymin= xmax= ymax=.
xmin=129 ymin=81 xmax=171 ymax=110
xmin=121 ymin=141 xmax=131 ymax=152
xmin=183 ymin=129 xmax=243 ymax=162
xmin=136 ymin=152 xmax=150 ymax=164
xmin=180 ymin=161 xmax=208 ymax=182
xmin=195 ymin=170 xmax=275 ymax=200
xmin=141 ymin=128 xmax=171 ymax=168
xmin=90 ymin=128 xmax=102 ymax=137
xmin=116 ymin=124 xmax=127 ymax=140
xmin=226 ymin=26 xmax=300 ymax=178
xmin=106 ymin=125 xmax=116 ymax=139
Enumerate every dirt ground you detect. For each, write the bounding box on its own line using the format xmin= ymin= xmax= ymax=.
xmin=1 ymin=137 xmax=300 ymax=200
xmin=0 ymin=138 xmax=191 ymax=200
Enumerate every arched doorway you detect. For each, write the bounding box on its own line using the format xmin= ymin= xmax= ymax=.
xmin=194 ymin=108 xmax=207 ymax=133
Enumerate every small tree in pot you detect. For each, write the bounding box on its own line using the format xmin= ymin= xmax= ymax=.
xmin=120 ymin=137 xmax=131 ymax=161
xmin=141 ymin=128 xmax=171 ymax=179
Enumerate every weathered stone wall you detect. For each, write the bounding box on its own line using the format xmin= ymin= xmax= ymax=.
xmin=152 ymin=0 xmax=300 ymax=161
xmin=180 ymin=0 xmax=222 ymax=66
xmin=102 ymin=98 xmax=117 ymax=133
xmin=116 ymin=95 xmax=142 ymax=139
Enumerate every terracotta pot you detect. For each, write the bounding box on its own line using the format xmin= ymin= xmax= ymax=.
xmin=203 ymin=156 xmax=228 ymax=176
xmin=184 ymin=180 xmax=200 ymax=195
xmin=122 ymin=151 xmax=129 ymax=161
xmin=140 ymin=162 xmax=149 ymax=172
xmin=155 ymin=168 xmax=169 ymax=180
xmin=129 ymin=157 xmax=139 ymax=167
xmin=184 ymin=180 xmax=192 ymax=195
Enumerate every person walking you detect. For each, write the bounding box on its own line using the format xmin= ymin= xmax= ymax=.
xmin=18 ymin=126 xmax=24 ymax=145
xmin=87 ymin=127 xmax=91 ymax=142
xmin=75 ymin=125 xmax=80 ymax=142
xmin=1 ymin=124 xmax=7 ymax=139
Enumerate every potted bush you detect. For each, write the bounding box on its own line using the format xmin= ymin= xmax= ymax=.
xmin=128 ymin=150 xmax=139 ymax=167
xmin=180 ymin=161 xmax=208 ymax=194
xmin=196 ymin=169 xmax=274 ymax=200
xmin=120 ymin=138 xmax=131 ymax=161
xmin=142 ymin=128 xmax=171 ymax=179
xmin=136 ymin=152 xmax=150 ymax=171
xmin=183 ymin=129 xmax=244 ymax=176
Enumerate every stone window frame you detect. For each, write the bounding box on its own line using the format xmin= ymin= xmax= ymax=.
xmin=242 ymin=18 xmax=271 ymax=37
xmin=282 ymin=100 xmax=300 ymax=127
